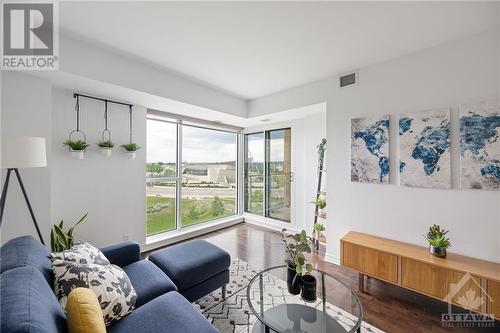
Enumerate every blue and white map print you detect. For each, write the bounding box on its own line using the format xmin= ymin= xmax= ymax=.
xmin=399 ymin=109 xmax=451 ymax=189
xmin=460 ymin=100 xmax=500 ymax=190
xmin=351 ymin=115 xmax=390 ymax=184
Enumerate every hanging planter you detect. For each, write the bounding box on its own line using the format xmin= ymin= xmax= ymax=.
xmin=97 ymin=101 xmax=114 ymax=157
xmin=121 ymin=143 xmax=140 ymax=159
xmin=122 ymin=105 xmax=140 ymax=159
xmin=64 ymin=95 xmax=89 ymax=159
xmin=98 ymin=140 xmax=114 ymax=156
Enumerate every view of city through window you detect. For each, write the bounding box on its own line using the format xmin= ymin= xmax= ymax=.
xmin=146 ymin=119 xmax=237 ymax=236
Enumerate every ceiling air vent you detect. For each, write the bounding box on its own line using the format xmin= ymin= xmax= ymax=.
xmin=339 ymin=72 xmax=356 ymax=88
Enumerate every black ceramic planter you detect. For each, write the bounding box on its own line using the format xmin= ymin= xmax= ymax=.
xmin=429 ymin=245 xmax=447 ymax=258
xmin=287 ymin=264 xmax=301 ymax=295
xmin=301 ymin=274 xmax=317 ymax=302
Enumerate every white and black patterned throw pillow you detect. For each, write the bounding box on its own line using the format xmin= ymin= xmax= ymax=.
xmin=52 ymin=259 xmax=137 ymax=325
xmin=51 ymin=241 xmax=110 ymax=266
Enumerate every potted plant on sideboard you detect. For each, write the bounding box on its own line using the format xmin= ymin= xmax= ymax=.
xmin=424 ymin=224 xmax=451 ymax=258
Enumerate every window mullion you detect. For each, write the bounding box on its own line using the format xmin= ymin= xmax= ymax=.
xmin=176 ymin=122 xmax=182 ymax=231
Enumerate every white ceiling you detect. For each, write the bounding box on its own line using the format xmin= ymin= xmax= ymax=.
xmin=60 ymin=1 xmax=499 ymax=100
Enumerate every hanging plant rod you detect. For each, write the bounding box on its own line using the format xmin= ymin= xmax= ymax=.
xmin=73 ymin=93 xmax=133 ymax=109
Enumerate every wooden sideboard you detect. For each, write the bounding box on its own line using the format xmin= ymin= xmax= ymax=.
xmin=341 ymin=231 xmax=500 ymax=317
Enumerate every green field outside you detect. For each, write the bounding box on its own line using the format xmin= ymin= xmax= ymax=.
xmin=146 ymin=196 xmax=236 ymax=235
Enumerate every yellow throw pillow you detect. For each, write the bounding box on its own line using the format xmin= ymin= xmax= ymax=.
xmin=66 ymin=288 xmax=106 ymax=333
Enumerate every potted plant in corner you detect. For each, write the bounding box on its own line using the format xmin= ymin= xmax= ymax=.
xmin=64 ymin=140 xmax=89 ymax=159
xmin=315 ymin=198 xmax=327 ymax=217
xmin=424 ymin=224 xmax=451 ymax=258
xmin=281 ymin=229 xmax=314 ymax=298
xmin=50 ymin=213 xmax=88 ymax=252
xmin=121 ymin=143 xmax=140 ymax=159
xmin=98 ymin=140 xmax=114 ymax=157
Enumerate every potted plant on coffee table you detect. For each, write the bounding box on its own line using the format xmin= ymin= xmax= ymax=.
xmin=424 ymin=224 xmax=451 ymax=258
xmin=281 ymin=229 xmax=314 ymax=298
xmin=64 ymin=140 xmax=89 ymax=159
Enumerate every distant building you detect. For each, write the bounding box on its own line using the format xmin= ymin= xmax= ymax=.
xmin=182 ymin=163 xmax=236 ymax=186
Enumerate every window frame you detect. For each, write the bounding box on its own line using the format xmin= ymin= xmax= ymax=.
xmin=243 ymin=132 xmax=265 ymax=215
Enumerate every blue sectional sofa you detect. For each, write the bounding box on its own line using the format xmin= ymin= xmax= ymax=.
xmin=0 ymin=235 xmax=230 ymax=333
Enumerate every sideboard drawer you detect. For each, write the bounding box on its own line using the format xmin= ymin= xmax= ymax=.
xmin=343 ymin=242 xmax=398 ymax=283
xmin=401 ymin=258 xmax=482 ymax=311
xmin=487 ymin=280 xmax=500 ymax=317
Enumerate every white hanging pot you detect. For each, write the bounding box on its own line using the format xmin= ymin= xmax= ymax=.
xmin=70 ymin=149 xmax=85 ymax=159
xmin=126 ymin=151 xmax=136 ymax=159
xmin=100 ymin=147 xmax=113 ymax=157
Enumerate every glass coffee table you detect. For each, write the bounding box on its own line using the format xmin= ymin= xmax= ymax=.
xmin=247 ymin=266 xmax=363 ymax=333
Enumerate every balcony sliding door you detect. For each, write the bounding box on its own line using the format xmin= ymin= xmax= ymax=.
xmin=244 ymin=128 xmax=291 ymax=223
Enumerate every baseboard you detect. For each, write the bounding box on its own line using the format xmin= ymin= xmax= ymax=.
xmin=243 ymin=216 xmax=301 ymax=234
xmin=324 ymin=252 xmax=340 ymax=265
xmin=141 ymin=216 xmax=244 ymax=252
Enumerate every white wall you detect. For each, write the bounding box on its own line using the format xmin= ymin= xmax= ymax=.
xmin=1 ymin=72 xmax=52 ymax=244
xmin=1 ymin=72 xmax=147 ymax=247
xmin=294 ymin=111 xmax=327 ymax=234
xmin=249 ymin=29 xmax=500 ymax=263
xmin=50 ymin=90 xmax=146 ymax=247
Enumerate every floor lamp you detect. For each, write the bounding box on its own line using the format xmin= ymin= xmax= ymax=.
xmin=0 ymin=137 xmax=47 ymax=244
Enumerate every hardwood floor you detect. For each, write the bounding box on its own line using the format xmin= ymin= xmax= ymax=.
xmin=144 ymin=223 xmax=498 ymax=333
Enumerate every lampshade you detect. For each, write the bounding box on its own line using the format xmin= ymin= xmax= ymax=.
xmin=2 ymin=137 xmax=47 ymax=168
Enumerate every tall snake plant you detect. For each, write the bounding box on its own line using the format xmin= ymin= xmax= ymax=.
xmin=50 ymin=213 xmax=88 ymax=252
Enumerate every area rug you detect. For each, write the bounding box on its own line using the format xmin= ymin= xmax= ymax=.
xmin=194 ymin=258 xmax=385 ymax=333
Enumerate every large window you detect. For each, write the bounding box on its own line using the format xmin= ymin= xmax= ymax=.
xmin=146 ymin=120 xmax=177 ymax=235
xmin=181 ymin=125 xmax=237 ymax=227
xmin=146 ymin=117 xmax=238 ymax=236
xmin=244 ymin=128 xmax=291 ymax=222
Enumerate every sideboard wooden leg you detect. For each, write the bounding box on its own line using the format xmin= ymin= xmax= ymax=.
xmin=358 ymin=273 xmax=364 ymax=292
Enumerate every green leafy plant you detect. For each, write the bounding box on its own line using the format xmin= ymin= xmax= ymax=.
xmin=210 ymin=196 xmax=225 ymax=217
xmin=317 ymin=138 xmax=326 ymax=163
xmin=63 ymin=140 xmax=89 ymax=151
xmin=121 ymin=143 xmax=140 ymax=152
xmin=424 ymin=224 xmax=451 ymax=249
xmin=315 ymin=198 xmax=327 ymax=209
xmin=281 ymin=229 xmax=313 ymax=275
xmin=427 ymin=235 xmax=451 ymax=249
xmin=313 ymin=223 xmax=325 ymax=232
xmin=98 ymin=140 xmax=114 ymax=148
xmin=50 ymin=213 xmax=88 ymax=252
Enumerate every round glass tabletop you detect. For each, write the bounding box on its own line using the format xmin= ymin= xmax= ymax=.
xmin=246 ymin=265 xmax=363 ymax=333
